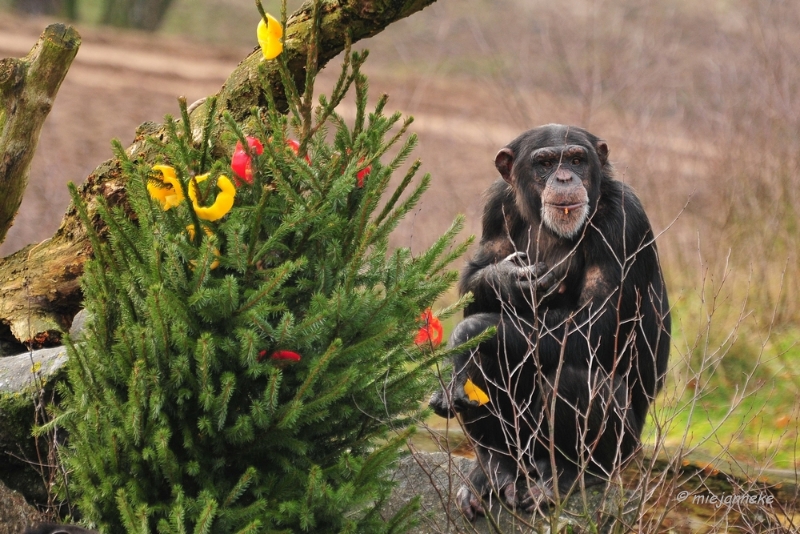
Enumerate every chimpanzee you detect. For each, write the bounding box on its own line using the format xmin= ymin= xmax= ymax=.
xmin=430 ymin=124 xmax=671 ymax=519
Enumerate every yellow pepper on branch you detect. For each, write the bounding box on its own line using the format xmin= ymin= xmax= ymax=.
xmin=257 ymin=13 xmax=283 ymax=60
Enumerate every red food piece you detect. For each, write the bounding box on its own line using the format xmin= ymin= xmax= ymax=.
xmin=357 ymin=158 xmax=371 ymax=188
xmin=286 ymin=138 xmax=312 ymax=164
xmin=415 ymin=309 xmax=443 ymax=348
xmin=231 ymin=136 xmax=264 ymax=185
xmin=258 ymin=349 xmax=302 ymax=362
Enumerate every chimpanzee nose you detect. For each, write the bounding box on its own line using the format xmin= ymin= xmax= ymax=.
xmin=554 ymin=167 xmax=572 ymax=182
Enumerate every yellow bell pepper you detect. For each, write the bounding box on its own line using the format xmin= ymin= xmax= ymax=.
xmin=188 ymin=174 xmax=236 ymax=222
xmin=257 ymin=13 xmax=283 ymax=60
xmin=464 ymin=379 xmax=490 ymax=406
xmin=148 ymin=165 xmax=184 ymax=210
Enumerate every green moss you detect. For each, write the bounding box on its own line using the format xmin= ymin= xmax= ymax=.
xmin=0 ymin=390 xmax=34 ymax=447
xmin=0 ymin=389 xmax=45 ymax=503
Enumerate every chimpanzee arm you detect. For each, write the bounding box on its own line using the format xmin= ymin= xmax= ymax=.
xmin=460 ymin=182 xmax=518 ymax=311
xmin=429 ymin=312 xmax=499 ymax=417
xmin=459 ymin=181 xmax=558 ymax=314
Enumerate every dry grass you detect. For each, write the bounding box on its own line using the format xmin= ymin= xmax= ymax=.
xmin=367 ymin=0 xmax=800 ymax=314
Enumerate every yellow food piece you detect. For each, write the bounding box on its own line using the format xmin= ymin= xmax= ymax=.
xmin=464 ymin=379 xmax=489 ymax=405
xmin=188 ymin=174 xmax=236 ymax=221
xmin=148 ymin=165 xmax=184 ymax=210
xmin=257 ymin=13 xmax=283 ymax=60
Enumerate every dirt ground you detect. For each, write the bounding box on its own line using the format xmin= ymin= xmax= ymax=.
xmin=0 ymin=10 xmax=533 ymax=261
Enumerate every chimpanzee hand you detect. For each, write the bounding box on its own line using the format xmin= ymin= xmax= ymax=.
xmin=489 ymin=252 xmax=559 ymax=305
xmin=429 ymin=373 xmax=480 ymax=418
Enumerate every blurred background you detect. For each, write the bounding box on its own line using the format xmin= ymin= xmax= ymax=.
xmin=1 ymin=0 xmax=798 ymax=470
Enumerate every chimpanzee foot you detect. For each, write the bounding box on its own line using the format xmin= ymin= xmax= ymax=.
xmin=501 ymin=481 xmax=518 ymax=508
xmin=457 ymin=480 xmax=518 ymax=521
xmin=520 ymin=479 xmax=555 ymax=514
xmin=456 ymin=484 xmax=486 ymax=521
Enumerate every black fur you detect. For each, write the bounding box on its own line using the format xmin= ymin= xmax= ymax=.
xmin=430 ymin=124 xmax=671 ymax=519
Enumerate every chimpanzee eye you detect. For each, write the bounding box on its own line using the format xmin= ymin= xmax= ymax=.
xmin=571 ymin=157 xmax=581 ymax=165
xmin=541 ymin=160 xmax=553 ymax=168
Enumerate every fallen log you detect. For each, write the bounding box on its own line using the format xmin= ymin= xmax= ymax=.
xmin=0 ymin=23 xmax=81 ymax=350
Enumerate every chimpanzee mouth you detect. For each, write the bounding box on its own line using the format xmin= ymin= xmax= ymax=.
xmin=543 ymin=202 xmax=590 ymax=239
xmin=546 ymin=202 xmax=586 ymax=215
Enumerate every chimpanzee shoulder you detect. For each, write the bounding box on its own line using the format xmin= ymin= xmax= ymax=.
xmin=480 ymin=179 xmax=520 ymax=239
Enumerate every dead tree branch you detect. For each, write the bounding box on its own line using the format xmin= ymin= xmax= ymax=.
xmin=0 ymin=23 xmax=80 ymax=245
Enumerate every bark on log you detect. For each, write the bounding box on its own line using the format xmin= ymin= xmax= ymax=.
xmin=0 ymin=0 xmax=438 ymax=348
xmin=0 ymin=23 xmax=80 ymax=246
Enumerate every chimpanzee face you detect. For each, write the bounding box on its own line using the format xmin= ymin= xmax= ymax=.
xmin=530 ymin=144 xmax=591 ymax=239
xmin=495 ymin=127 xmax=607 ymax=240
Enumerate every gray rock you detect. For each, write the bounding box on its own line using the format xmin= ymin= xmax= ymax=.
xmin=0 ymin=479 xmax=44 ymax=534
xmin=0 ymin=347 xmax=69 ymax=395
xmin=386 ymin=452 xmax=639 ymax=533
xmin=0 ymin=346 xmax=70 ymax=505
xmin=67 ymin=310 xmax=89 ymax=342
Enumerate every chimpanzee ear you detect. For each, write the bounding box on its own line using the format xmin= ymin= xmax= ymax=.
xmin=494 ymin=148 xmax=515 ymax=184
xmin=595 ymin=141 xmax=609 ymax=166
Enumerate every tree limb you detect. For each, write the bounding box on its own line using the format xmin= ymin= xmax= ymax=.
xmin=0 ymin=23 xmax=80 ymax=245
xmin=0 ymin=0 xmax=438 ymax=348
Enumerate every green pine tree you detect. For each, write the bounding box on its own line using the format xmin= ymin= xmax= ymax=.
xmin=51 ymin=2 xmax=477 ymax=532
